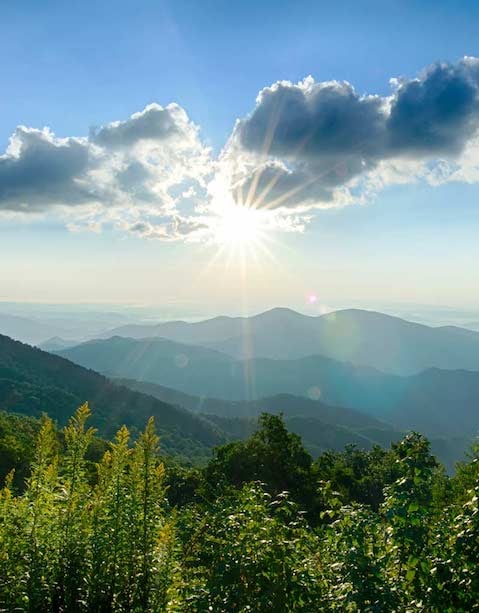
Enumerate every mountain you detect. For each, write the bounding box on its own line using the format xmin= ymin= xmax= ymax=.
xmin=0 ymin=313 xmax=70 ymax=346
xmin=115 ymin=378 xmax=407 ymax=456
xmin=117 ymin=379 xmax=466 ymax=470
xmin=116 ymin=377 xmax=387 ymax=426
xmin=39 ymin=336 xmax=81 ymax=352
xmin=3 ymin=332 xmax=471 ymax=469
xmin=57 ymin=336 xmax=479 ymax=442
xmin=98 ymin=307 xmax=479 ymax=375
xmin=56 ymin=336 xmax=234 ymax=391
xmin=0 ymin=333 xmax=421 ymax=468
xmin=0 ymin=334 xmax=226 ymax=461
xmin=57 ymin=337 xmax=399 ymax=410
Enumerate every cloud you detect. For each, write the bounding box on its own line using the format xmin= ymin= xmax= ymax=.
xmin=0 ymin=127 xmax=92 ymax=212
xmin=0 ymin=103 xmax=213 ymax=238
xmin=3 ymin=57 xmax=479 ymax=239
xmin=387 ymin=62 xmax=479 ymax=155
xmin=239 ymin=77 xmax=386 ymax=160
xmin=229 ymin=57 xmax=479 ymax=212
xmin=91 ymin=103 xmax=183 ymax=148
xmin=124 ymin=215 xmax=209 ymax=241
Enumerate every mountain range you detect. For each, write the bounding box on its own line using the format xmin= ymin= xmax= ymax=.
xmin=115 ymin=378 xmax=468 ymax=471
xmin=1 ymin=332 xmax=417 ymax=464
xmin=98 ymin=307 xmax=479 ymax=376
xmin=4 ymin=305 xmax=479 ymax=470
xmin=56 ymin=333 xmax=479 ymax=443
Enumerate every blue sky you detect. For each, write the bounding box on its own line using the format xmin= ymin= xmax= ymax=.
xmin=3 ymin=0 xmax=479 ymax=150
xmin=1 ymin=0 xmax=479 ymax=314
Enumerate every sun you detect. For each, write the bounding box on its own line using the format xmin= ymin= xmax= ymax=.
xmin=214 ymin=204 xmax=265 ymax=248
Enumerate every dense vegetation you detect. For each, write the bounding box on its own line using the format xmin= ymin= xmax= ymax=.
xmin=1 ymin=405 xmax=478 ymax=611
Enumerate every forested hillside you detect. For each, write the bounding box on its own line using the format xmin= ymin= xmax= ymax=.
xmin=117 ymin=379 xmax=417 ymax=461
xmin=0 ymin=334 xmax=225 ymax=461
xmin=1 ymin=333 xmax=472 ymax=468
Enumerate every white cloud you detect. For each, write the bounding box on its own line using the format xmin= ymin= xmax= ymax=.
xmin=0 ymin=103 xmax=213 ymax=240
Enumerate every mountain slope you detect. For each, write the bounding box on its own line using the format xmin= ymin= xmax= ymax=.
xmin=115 ymin=379 xmax=407 ymax=458
xmin=98 ymin=307 xmax=479 ymax=375
xmin=58 ymin=336 xmax=479 ymax=441
xmin=116 ymin=377 xmax=388 ymax=427
xmin=57 ymin=338 xmax=399 ymax=408
xmin=117 ymin=379 xmax=467 ymax=470
xmin=56 ymin=336 xmax=234 ymax=391
xmin=0 ymin=334 xmax=226 ymax=461
xmin=39 ymin=337 xmax=81 ymax=352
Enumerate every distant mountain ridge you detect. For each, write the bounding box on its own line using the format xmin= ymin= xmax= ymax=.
xmin=39 ymin=337 xmax=81 ymax=352
xmin=98 ymin=307 xmax=479 ymax=375
xmin=115 ymin=377 xmax=389 ymax=426
xmin=0 ymin=313 xmax=68 ymax=346
xmin=0 ymin=332 xmax=472 ymax=470
xmin=117 ymin=378 xmax=412 ymax=456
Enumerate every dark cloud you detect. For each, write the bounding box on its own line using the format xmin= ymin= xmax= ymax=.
xmin=240 ymin=80 xmax=385 ymax=161
xmin=232 ymin=162 xmax=333 ymax=209
xmin=0 ymin=127 xmax=92 ymax=211
xmin=387 ymin=62 xmax=479 ymax=155
xmin=235 ymin=58 xmax=479 ymax=209
xmin=92 ymin=103 xmax=181 ymax=149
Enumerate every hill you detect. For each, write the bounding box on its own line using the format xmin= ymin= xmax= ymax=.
xmin=117 ymin=379 xmax=466 ymax=470
xmin=38 ymin=336 xmax=80 ymax=352
xmin=117 ymin=379 xmax=408 ymax=457
xmin=99 ymin=307 xmax=479 ymax=375
xmin=56 ymin=336 xmax=393 ymax=405
xmin=58 ymin=337 xmax=479 ymax=443
xmin=0 ymin=313 xmax=68 ymax=346
xmin=56 ymin=336 xmax=234 ymax=391
xmin=0 ymin=334 xmax=226 ymax=462
xmin=116 ymin=377 xmax=388 ymax=426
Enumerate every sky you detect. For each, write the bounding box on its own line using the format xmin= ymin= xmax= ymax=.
xmin=2 ymin=0 xmax=479 ymax=317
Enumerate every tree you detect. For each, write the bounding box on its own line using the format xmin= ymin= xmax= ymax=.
xmin=204 ymin=413 xmax=317 ymax=516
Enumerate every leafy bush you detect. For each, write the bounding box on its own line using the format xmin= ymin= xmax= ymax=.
xmin=0 ymin=404 xmax=173 ymax=612
xmin=1 ymin=406 xmax=479 ymax=611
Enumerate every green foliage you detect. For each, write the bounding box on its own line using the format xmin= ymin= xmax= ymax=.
xmin=314 ymin=444 xmax=400 ymax=510
xmin=1 ymin=407 xmax=479 ymax=611
xmin=321 ymin=503 xmax=395 ymax=611
xmin=380 ymin=433 xmax=437 ymax=608
xmin=0 ymin=404 xmax=172 ymax=612
xmin=0 ymin=410 xmax=41 ymax=490
xmin=204 ymin=413 xmax=318 ymax=517
xmin=175 ymin=485 xmax=324 ymax=612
